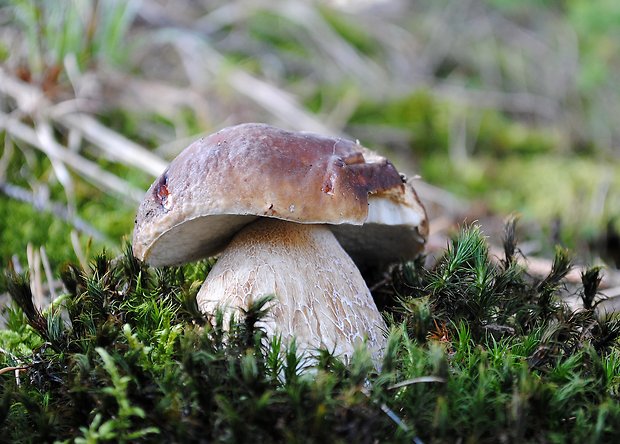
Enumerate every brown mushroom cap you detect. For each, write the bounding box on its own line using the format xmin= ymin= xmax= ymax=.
xmin=133 ymin=123 xmax=428 ymax=267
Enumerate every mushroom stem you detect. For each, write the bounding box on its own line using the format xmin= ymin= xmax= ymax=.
xmin=196 ymin=218 xmax=387 ymax=362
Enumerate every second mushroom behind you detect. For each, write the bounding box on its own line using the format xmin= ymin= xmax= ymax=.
xmin=133 ymin=123 xmax=428 ymax=363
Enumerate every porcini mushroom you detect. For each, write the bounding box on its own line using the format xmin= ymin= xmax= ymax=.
xmin=133 ymin=123 xmax=428 ymax=362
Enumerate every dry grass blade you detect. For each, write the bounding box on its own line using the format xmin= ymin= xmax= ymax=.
xmin=602 ymin=286 xmax=620 ymax=299
xmin=360 ymin=386 xmax=411 ymax=435
xmin=26 ymin=243 xmax=44 ymax=310
xmin=277 ymin=2 xmax=387 ymax=89
xmin=71 ymin=230 xmax=90 ymax=276
xmin=40 ymin=246 xmax=57 ymax=301
xmin=170 ymin=33 xmax=335 ymax=135
xmin=0 ymin=68 xmax=42 ymax=114
xmin=433 ymin=84 xmax=560 ymax=119
xmin=0 ymin=113 xmax=144 ymax=203
xmin=227 ymin=69 xmax=334 ymax=134
xmin=34 ymin=120 xmax=76 ymax=209
xmin=0 ymin=366 xmax=30 ymax=376
xmin=0 ymin=68 xmax=149 ymax=199
xmin=0 ymin=137 xmax=14 ymax=181
xmin=56 ymin=112 xmax=168 ymax=176
xmin=414 ymin=181 xmax=469 ymax=215
xmin=388 ymin=376 xmax=446 ymax=390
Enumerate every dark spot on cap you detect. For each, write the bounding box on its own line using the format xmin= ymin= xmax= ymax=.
xmin=154 ymin=172 xmax=170 ymax=209
xmin=322 ymin=177 xmax=334 ymax=195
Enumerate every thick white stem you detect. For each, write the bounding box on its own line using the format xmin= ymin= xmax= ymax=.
xmin=197 ymin=218 xmax=387 ymax=362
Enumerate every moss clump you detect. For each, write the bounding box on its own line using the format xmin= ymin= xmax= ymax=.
xmin=1 ymin=227 xmax=620 ymax=443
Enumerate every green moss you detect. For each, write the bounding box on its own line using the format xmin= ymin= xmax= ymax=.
xmin=0 ymin=198 xmax=79 ymax=270
xmin=0 ymin=326 xmax=43 ymax=361
xmin=350 ymin=92 xmax=561 ymax=158
xmin=9 ymin=0 xmax=136 ymax=73
xmin=419 ymin=152 xmax=620 ymax=246
xmin=475 ymin=111 xmax=559 ymax=156
xmin=1 ymin=227 xmax=619 ymax=442
xmin=352 ymin=91 xmax=450 ymax=155
xmin=489 ymin=156 xmax=619 ymax=227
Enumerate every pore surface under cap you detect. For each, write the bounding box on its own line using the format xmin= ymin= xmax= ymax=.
xmin=133 ymin=123 xmax=426 ymax=266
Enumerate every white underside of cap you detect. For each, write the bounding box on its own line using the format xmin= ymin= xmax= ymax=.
xmin=366 ymin=195 xmax=425 ymax=226
xmin=144 ymin=214 xmax=257 ymax=266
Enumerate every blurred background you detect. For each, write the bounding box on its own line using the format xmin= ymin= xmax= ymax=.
xmin=1 ymin=0 xmax=619 ymax=279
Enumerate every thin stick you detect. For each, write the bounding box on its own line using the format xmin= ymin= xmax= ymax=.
xmin=40 ymin=246 xmax=57 ymax=301
xmin=26 ymin=243 xmax=45 ymax=309
xmin=33 ymin=247 xmax=44 ymax=309
xmin=0 ymin=136 xmax=14 ymax=181
xmin=0 ymin=366 xmax=30 ymax=376
xmin=388 ymin=376 xmax=446 ymax=390
xmin=26 ymin=243 xmax=36 ymax=302
xmin=71 ymin=230 xmax=90 ymax=276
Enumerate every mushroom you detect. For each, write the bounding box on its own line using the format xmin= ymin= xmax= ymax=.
xmin=133 ymin=123 xmax=428 ymax=362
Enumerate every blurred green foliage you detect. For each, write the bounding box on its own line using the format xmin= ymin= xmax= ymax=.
xmin=0 ymin=137 xmax=138 ymax=270
xmin=486 ymin=0 xmax=620 ymax=92
xmin=318 ymin=5 xmax=381 ymax=56
xmin=568 ymin=0 xmax=620 ymax=90
xmin=348 ymin=90 xmax=619 ymax=248
xmin=9 ymin=0 xmax=136 ymax=72
xmin=0 ymin=198 xmax=81 ymax=269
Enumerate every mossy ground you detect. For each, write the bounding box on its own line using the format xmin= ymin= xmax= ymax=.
xmin=1 ymin=225 xmax=619 ymax=443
